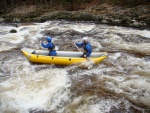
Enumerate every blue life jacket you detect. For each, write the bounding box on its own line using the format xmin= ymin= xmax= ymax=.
xmin=76 ymin=42 xmax=92 ymax=57
xmin=41 ymin=42 xmax=57 ymax=56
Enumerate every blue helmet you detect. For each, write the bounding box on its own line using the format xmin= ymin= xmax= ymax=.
xmin=46 ymin=36 xmax=52 ymax=42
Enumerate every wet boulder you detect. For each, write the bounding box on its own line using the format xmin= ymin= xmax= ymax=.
xmin=101 ymin=19 xmax=108 ymax=24
xmin=9 ymin=29 xmax=17 ymax=33
xmin=12 ymin=18 xmax=21 ymax=22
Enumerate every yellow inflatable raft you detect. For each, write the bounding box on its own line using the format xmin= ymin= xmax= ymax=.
xmin=21 ymin=48 xmax=107 ymax=65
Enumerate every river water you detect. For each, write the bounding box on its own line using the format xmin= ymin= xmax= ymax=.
xmin=0 ymin=21 xmax=150 ymax=113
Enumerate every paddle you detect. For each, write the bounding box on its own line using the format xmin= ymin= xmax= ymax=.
xmin=74 ymin=43 xmax=82 ymax=52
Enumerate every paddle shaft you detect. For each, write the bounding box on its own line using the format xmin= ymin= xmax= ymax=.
xmin=74 ymin=43 xmax=92 ymax=62
xmin=74 ymin=43 xmax=82 ymax=52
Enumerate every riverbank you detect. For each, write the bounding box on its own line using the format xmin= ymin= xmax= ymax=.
xmin=0 ymin=2 xmax=150 ymax=29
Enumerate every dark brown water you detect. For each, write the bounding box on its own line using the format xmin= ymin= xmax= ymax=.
xmin=0 ymin=21 xmax=150 ymax=113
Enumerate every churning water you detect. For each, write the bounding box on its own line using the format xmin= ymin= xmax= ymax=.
xmin=0 ymin=21 xmax=150 ymax=113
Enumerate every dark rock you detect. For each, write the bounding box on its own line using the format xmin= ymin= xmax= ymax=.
xmin=12 ymin=18 xmax=21 ymax=22
xmin=9 ymin=29 xmax=17 ymax=33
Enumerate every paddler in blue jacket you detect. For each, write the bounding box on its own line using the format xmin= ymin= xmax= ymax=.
xmin=41 ymin=36 xmax=57 ymax=56
xmin=75 ymin=37 xmax=92 ymax=58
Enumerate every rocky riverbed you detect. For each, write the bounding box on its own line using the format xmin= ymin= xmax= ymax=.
xmin=0 ymin=2 xmax=150 ymax=29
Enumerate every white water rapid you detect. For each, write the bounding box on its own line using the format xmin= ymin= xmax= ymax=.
xmin=0 ymin=21 xmax=150 ymax=113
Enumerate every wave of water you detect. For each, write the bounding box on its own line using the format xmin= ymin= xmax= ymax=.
xmin=0 ymin=21 xmax=150 ymax=113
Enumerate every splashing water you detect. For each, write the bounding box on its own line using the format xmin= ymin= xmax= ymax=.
xmin=0 ymin=21 xmax=150 ymax=113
